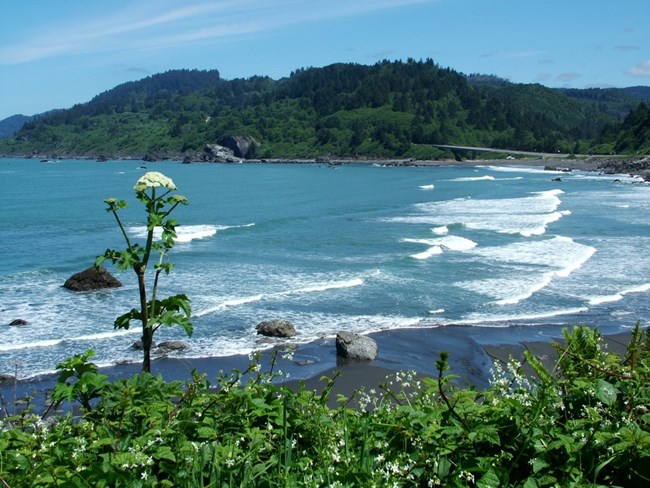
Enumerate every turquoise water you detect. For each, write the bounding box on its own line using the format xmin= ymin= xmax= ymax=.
xmin=1 ymin=158 xmax=649 ymax=378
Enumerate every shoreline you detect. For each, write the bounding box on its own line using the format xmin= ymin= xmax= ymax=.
xmin=4 ymin=153 xmax=649 ymax=179
xmin=2 ymin=323 xmax=635 ymax=411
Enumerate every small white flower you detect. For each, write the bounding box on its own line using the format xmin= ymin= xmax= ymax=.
xmin=134 ymin=171 xmax=177 ymax=191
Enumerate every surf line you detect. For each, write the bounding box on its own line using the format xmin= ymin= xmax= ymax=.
xmin=194 ymin=277 xmax=365 ymax=317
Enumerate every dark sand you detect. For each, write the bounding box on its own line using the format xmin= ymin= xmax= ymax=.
xmin=2 ymin=324 xmax=634 ymax=412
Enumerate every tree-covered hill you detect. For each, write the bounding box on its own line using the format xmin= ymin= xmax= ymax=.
xmin=596 ymin=102 xmax=650 ymax=155
xmin=0 ymin=60 xmax=647 ymax=160
xmin=558 ymin=86 xmax=650 ymax=121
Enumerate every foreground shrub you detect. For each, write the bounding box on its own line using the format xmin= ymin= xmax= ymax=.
xmin=1 ymin=324 xmax=649 ymax=486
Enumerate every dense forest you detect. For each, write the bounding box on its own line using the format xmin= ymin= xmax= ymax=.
xmin=1 ymin=59 xmax=649 ymax=159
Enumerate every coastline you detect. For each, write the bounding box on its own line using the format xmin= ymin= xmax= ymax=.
xmin=3 ymin=153 xmax=649 ymax=181
xmin=2 ymin=323 xmax=635 ymax=411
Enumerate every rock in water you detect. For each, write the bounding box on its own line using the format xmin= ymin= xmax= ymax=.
xmin=0 ymin=373 xmax=16 ymax=384
xmin=336 ymin=331 xmax=378 ymax=361
xmin=9 ymin=319 xmax=28 ymax=326
xmin=63 ymin=266 xmax=122 ymax=291
xmin=256 ymin=320 xmax=297 ymax=338
xmin=157 ymin=341 xmax=188 ymax=352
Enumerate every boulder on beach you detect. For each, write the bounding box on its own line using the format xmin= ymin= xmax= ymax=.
xmin=336 ymin=331 xmax=378 ymax=361
xmin=256 ymin=320 xmax=297 ymax=338
xmin=64 ymin=266 xmax=122 ymax=291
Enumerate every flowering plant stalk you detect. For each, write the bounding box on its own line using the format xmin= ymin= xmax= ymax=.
xmin=97 ymin=171 xmax=192 ymax=372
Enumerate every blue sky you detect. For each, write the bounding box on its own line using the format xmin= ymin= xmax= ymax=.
xmin=1 ymin=0 xmax=649 ymax=121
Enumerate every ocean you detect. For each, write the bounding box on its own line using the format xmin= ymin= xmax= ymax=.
xmin=1 ymin=158 xmax=649 ymax=380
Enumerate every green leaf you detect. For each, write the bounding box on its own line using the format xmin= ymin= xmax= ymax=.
xmin=522 ymin=478 xmax=540 ymax=488
xmin=477 ymin=467 xmax=500 ymax=488
xmin=595 ymin=379 xmax=619 ymax=406
xmin=155 ymin=445 xmax=176 ymax=462
xmin=114 ymin=308 xmax=141 ymax=330
xmin=532 ymin=458 xmax=549 ymax=474
xmin=523 ymin=350 xmax=553 ymax=385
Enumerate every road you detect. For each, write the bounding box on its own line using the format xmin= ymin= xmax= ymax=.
xmin=430 ymin=144 xmax=570 ymax=158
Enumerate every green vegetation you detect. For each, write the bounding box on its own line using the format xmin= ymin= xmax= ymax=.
xmin=96 ymin=172 xmax=192 ymax=373
xmin=1 ymin=60 xmax=647 ymax=159
xmin=1 ymin=324 xmax=648 ymax=486
xmin=595 ymin=102 xmax=650 ymax=155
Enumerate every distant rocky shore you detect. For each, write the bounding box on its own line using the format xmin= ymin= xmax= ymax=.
xmin=4 ymin=147 xmax=650 ymax=179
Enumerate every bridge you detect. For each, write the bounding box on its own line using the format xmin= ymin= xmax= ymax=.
xmin=429 ymin=144 xmax=570 ymax=159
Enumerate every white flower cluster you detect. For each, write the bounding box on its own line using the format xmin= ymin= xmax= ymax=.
xmin=134 ymin=171 xmax=177 ymax=191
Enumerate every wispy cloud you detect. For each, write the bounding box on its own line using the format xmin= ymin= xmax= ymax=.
xmin=627 ymin=60 xmax=650 ymax=77
xmin=0 ymin=0 xmax=438 ymax=65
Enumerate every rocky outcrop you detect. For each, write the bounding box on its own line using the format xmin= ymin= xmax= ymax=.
xmin=256 ymin=320 xmax=297 ymax=338
xmin=218 ymin=135 xmax=259 ymax=159
xmin=335 ymin=332 xmax=378 ymax=361
xmin=143 ymin=153 xmax=159 ymax=162
xmin=596 ymin=157 xmax=650 ymax=176
xmin=0 ymin=373 xmax=16 ymax=384
xmin=157 ymin=341 xmax=188 ymax=352
xmin=202 ymin=144 xmax=240 ymax=163
xmin=63 ymin=266 xmax=122 ymax=291
xmin=8 ymin=319 xmax=28 ymax=326
xmin=132 ymin=340 xmax=156 ymax=350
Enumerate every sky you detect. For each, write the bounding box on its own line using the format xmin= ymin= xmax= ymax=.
xmin=1 ymin=0 xmax=649 ymax=121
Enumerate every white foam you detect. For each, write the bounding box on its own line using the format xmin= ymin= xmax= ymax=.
xmin=419 ymin=184 xmax=435 ymax=190
xmin=411 ymin=246 xmax=443 ymax=260
xmin=194 ymin=277 xmax=365 ymax=317
xmin=175 ymin=225 xmax=218 ymax=243
xmin=462 ymin=307 xmax=590 ymax=325
xmin=482 ymin=236 xmax=595 ymax=272
xmin=448 ymin=175 xmax=495 ymax=182
xmin=458 ymin=236 xmax=596 ymax=305
xmin=429 ymin=308 xmax=445 ymax=314
xmin=482 ymin=165 xmax=561 ymax=175
xmin=194 ymin=295 xmax=264 ymax=317
xmin=588 ymin=283 xmax=650 ymax=305
xmin=395 ymin=189 xmax=567 ymax=236
xmin=72 ymin=329 xmax=141 ymax=342
xmin=431 ymin=226 xmax=448 ymax=235
xmin=128 ymin=224 xmax=218 ymax=243
xmin=404 ymin=235 xmax=477 ymax=252
xmin=405 ymin=234 xmax=477 ymax=261
xmin=439 ymin=235 xmax=477 ymax=251
xmin=289 ymin=278 xmax=364 ymax=294
xmin=0 ymin=338 xmax=63 ymax=352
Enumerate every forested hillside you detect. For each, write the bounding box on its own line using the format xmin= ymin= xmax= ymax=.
xmin=597 ymin=102 xmax=650 ymax=154
xmin=0 ymin=60 xmax=647 ymax=160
